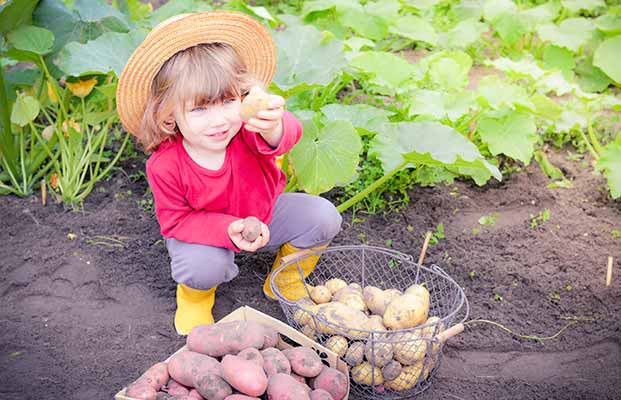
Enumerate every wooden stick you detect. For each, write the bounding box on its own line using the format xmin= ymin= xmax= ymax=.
xmin=41 ymin=179 xmax=46 ymax=206
xmin=418 ymin=231 xmax=432 ymax=266
xmin=606 ymin=256 xmax=613 ymax=286
xmin=436 ymin=323 xmax=464 ymax=342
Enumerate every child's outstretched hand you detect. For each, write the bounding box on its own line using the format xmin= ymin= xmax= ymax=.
xmin=242 ymin=86 xmax=285 ymax=147
xmin=228 ymin=217 xmax=270 ymax=252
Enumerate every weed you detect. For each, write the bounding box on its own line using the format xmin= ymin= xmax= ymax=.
xmin=429 ymin=223 xmax=445 ymax=245
xmin=530 ymin=208 xmax=551 ymax=229
xmin=494 ymin=293 xmax=504 ymax=302
xmin=612 ymin=229 xmax=620 ymax=239
xmin=385 ymin=239 xmax=393 ymax=247
xmin=471 ymin=227 xmax=481 ymax=235
xmin=468 ymin=271 xmax=477 ymax=280
xmin=549 ymin=292 xmax=561 ymax=304
xmin=479 ymin=213 xmax=498 ymax=226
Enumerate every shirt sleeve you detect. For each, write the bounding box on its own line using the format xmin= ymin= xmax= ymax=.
xmin=146 ymin=157 xmax=241 ymax=252
xmin=242 ymin=110 xmax=302 ymax=156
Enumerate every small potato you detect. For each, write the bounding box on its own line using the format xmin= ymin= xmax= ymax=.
xmin=383 ymin=294 xmax=429 ymax=330
xmin=166 ymin=379 xmax=189 ymax=396
xmin=324 ymin=278 xmax=347 ymax=294
xmin=364 ymin=341 xmax=393 ymax=368
xmin=383 ymin=360 xmax=424 ymax=391
xmin=167 ymin=351 xmax=221 ymax=387
xmin=125 ymin=382 xmax=157 ymax=400
xmin=404 ymin=284 xmax=430 ymax=305
xmin=391 ymin=331 xmax=427 ymax=365
xmin=267 ymin=373 xmax=311 ymax=400
xmin=240 ymin=86 xmax=269 ymax=122
xmin=363 ymin=286 xmax=386 ymax=316
xmin=241 ymin=216 xmax=261 ymax=242
xmin=324 ymin=335 xmax=348 ymax=358
xmin=132 ymin=362 xmax=169 ymax=392
xmin=344 ymin=342 xmax=365 ymax=367
xmin=261 ymin=325 xmax=280 ymax=349
xmin=351 ymin=361 xmax=383 ymax=386
xmin=311 ymin=285 xmax=332 ymax=304
xmin=261 ymin=347 xmax=291 ymax=377
xmin=188 ymin=389 xmax=203 ymax=400
xmin=365 ymin=315 xmax=386 ymax=332
xmin=310 ymin=388 xmax=334 ymax=400
xmin=381 ymin=360 xmax=403 ymax=381
xmin=309 ymin=366 xmax=348 ymax=400
xmin=301 ymin=324 xmax=317 ymax=340
xmin=290 ymin=372 xmax=307 ymax=385
xmin=282 ymin=347 xmax=324 ymax=378
xmin=221 ymin=354 xmax=268 ymax=397
xmin=224 ymin=395 xmax=260 ymax=400
xmin=237 ymin=347 xmax=264 ymax=367
xmin=193 ymin=373 xmax=232 ymax=400
xmin=187 ymin=321 xmax=265 ymax=357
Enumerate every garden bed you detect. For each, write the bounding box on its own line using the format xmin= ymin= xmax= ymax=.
xmin=0 ymin=148 xmax=620 ymax=400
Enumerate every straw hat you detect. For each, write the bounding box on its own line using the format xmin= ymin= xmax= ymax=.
xmin=116 ymin=11 xmax=277 ymax=137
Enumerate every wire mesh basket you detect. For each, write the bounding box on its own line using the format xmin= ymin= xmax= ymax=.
xmin=270 ymin=245 xmax=469 ymax=400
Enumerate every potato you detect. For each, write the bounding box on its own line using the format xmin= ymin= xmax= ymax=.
xmin=404 ymin=284 xmax=430 ymax=307
xmin=125 ymin=382 xmax=157 ymax=400
xmin=166 ymin=379 xmax=189 ymax=396
xmin=351 ymin=361 xmax=383 ymax=386
xmin=310 ymin=285 xmax=332 ymax=304
xmin=364 ymin=340 xmax=393 ymax=368
xmin=188 ymin=389 xmax=204 ymax=400
xmin=362 ymin=286 xmax=386 ymax=316
xmin=261 ymin=325 xmax=280 ymax=349
xmin=168 ymin=351 xmax=221 ymax=387
xmin=300 ymin=324 xmax=317 ymax=340
xmin=193 ymin=373 xmax=232 ymax=400
xmin=324 ymin=335 xmax=348 ymax=357
xmin=324 ymin=278 xmax=347 ymax=294
xmin=347 ymin=283 xmax=363 ymax=293
xmin=381 ymin=360 xmax=402 ymax=381
xmin=187 ymin=321 xmax=265 ymax=357
xmin=337 ymin=292 xmax=367 ymax=313
xmin=309 ymin=366 xmax=348 ymax=400
xmin=131 ymin=362 xmax=169 ymax=392
xmin=383 ymin=294 xmax=429 ymax=330
xmin=344 ymin=342 xmax=364 ymax=367
xmin=383 ymin=360 xmax=424 ymax=391
xmin=383 ymin=289 xmax=402 ymax=304
xmin=260 ymin=347 xmax=291 ymax=377
xmin=391 ymin=331 xmax=427 ymax=365
xmin=315 ymin=302 xmax=369 ymax=339
xmin=282 ymin=347 xmax=323 ymax=378
xmin=365 ymin=315 xmax=386 ymax=332
xmin=241 ymin=216 xmax=261 ymax=242
xmin=236 ymin=347 xmax=264 ymax=367
xmin=221 ymin=354 xmax=268 ymax=397
xmin=310 ymin=388 xmax=334 ymax=400
xmin=240 ymin=86 xmax=269 ymax=122
xmin=224 ymin=395 xmax=260 ymax=400
xmin=267 ymin=373 xmax=311 ymax=400
xmin=290 ymin=372 xmax=307 ymax=385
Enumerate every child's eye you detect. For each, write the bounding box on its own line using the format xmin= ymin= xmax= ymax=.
xmin=223 ymin=98 xmax=236 ymax=104
xmin=190 ymin=106 xmax=205 ymax=112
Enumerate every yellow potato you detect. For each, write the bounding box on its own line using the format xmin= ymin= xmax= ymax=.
xmin=351 ymin=361 xmax=383 ymax=386
xmin=383 ymin=294 xmax=429 ymax=330
xmin=324 ymin=335 xmax=348 ymax=357
xmin=325 ymin=278 xmax=348 ymax=294
xmin=344 ymin=342 xmax=365 ymax=367
xmin=362 ymin=286 xmax=387 ymax=316
xmin=384 ymin=360 xmax=424 ymax=391
xmin=240 ymin=86 xmax=269 ymax=121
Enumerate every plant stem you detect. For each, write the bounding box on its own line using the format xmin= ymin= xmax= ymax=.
xmin=586 ymin=114 xmax=603 ymax=155
xmin=0 ymin=65 xmax=18 ymax=175
xmin=337 ymin=160 xmax=409 ymax=213
xmin=576 ymin=126 xmax=599 ymax=160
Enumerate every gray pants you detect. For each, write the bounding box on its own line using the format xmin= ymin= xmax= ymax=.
xmin=166 ymin=193 xmax=342 ymax=290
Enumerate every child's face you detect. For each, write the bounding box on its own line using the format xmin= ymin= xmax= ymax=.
xmin=174 ymin=97 xmax=242 ymax=154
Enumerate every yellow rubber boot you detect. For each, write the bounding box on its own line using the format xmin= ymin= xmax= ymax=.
xmin=174 ymin=284 xmax=216 ymax=335
xmin=263 ymin=242 xmax=326 ymax=301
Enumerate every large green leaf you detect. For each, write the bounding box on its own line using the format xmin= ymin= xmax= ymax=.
xmin=487 ymin=57 xmax=545 ymax=80
xmin=301 ymin=0 xmax=361 ymax=18
xmin=483 ymin=0 xmax=517 ymax=21
xmin=0 ymin=0 xmax=38 ymax=34
xmin=419 ymin=51 xmax=472 ymax=91
xmin=593 ymin=36 xmax=621 ymax=84
xmin=146 ymin=0 xmax=211 ymax=27
xmin=55 ymin=29 xmax=146 ymax=77
xmin=389 ymin=16 xmax=437 ymax=46
xmin=273 ymin=25 xmax=347 ymax=93
xmin=10 ymin=95 xmax=40 ymax=127
xmin=7 ymin=25 xmax=54 ymax=55
xmin=476 ymin=75 xmax=534 ymax=110
xmin=492 ymin=12 xmax=528 ymax=45
xmin=438 ymin=19 xmax=487 ymax=49
xmin=408 ymin=89 xmax=474 ymax=121
xmin=595 ymin=15 xmax=621 ymax=35
xmin=369 ymin=121 xmax=501 ymax=181
xmin=349 ymin=51 xmax=420 ymax=93
xmin=576 ymin=57 xmax=612 ymax=92
xmin=320 ymin=104 xmax=390 ymax=135
xmin=595 ymin=139 xmax=621 ymax=199
xmin=477 ymin=110 xmax=537 ymax=164
xmin=537 ymin=18 xmax=595 ymax=53
xmin=289 ymin=119 xmax=362 ymax=194
xmin=33 ymin=0 xmax=129 ymax=53
xmin=542 ymin=45 xmax=575 ymax=80
xmin=519 ymin=2 xmax=561 ymax=32
xmin=561 ymin=0 xmax=605 ymax=13
xmin=340 ymin=10 xmax=389 ymax=41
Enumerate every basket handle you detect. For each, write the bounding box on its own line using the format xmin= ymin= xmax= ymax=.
xmin=280 ymin=249 xmax=315 ymax=265
xmin=435 ymin=323 xmax=464 ymax=343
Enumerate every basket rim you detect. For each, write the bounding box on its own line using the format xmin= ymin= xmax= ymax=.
xmin=269 ymin=244 xmax=469 ymax=333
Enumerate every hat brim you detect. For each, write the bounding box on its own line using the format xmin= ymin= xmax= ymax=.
xmin=116 ymin=11 xmax=277 ymax=137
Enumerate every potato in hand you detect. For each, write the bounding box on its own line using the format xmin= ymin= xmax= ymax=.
xmin=241 ymin=86 xmax=269 ymax=122
xmin=242 ymin=216 xmax=262 ymax=242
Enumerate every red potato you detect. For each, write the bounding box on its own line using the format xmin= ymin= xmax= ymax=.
xmin=282 ymin=347 xmax=323 ymax=378
xmin=221 ymin=354 xmax=268 ymax=397
xmin=261 ymin=347 xmax=291 ymax=377
xmin=267 ymin=373 xmax=311 ymax=400
xmin=241 ymin=217 xmax=262 ymax=242
xmin=290 ymin=372 xmax=306 ymax=385
xmin=125 ymin=382 xmax=157 ymax=400
xmin=168 ymin=351 xmax=221 ymax=387
xmin=166 ymin=379 xmax=190 ymax=397
xmin=310 ymin=389 xmax=334 ymax=400
xmin=224 ymin=395 xmax=260 ymax=400
xmin=309 ymin=366 xmax=348 ymax=400
xmin=262 ymin=325 xmax=280 ymax=348
xmin=237 ymin=347 xmax=264 ymax=367
xmin=134 ymin=362 xmax=170 ymax=391
xmin=188 ymin=389 xmax=204 ymax=400
xmin=193 ymin=373 xmax=232 ymax=400
xmin=187 ymin=321 xmax=265 ymax=357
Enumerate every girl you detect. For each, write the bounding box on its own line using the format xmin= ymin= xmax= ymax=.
xmin=116 ymin=11 xmax=342 ymax=335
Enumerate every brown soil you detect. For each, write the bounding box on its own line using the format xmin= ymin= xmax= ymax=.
xmin=1 ymin=148 xmax=620 ymax=400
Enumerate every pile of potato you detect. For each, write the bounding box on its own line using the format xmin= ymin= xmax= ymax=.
xmin=292 ymin=279 xmax=445 ymax=392
xmin=124 ymin=320 xmax=348 ymax=400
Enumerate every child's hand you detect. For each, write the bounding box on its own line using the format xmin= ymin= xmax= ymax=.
xmin=243 ymin=87 xmax=285 ymax=147
xmin=228 ymin=217 xmax=270 ymax=252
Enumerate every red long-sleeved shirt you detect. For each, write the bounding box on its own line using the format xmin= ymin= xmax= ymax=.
xmin=146 ymin=111 xmax=302 ymax=252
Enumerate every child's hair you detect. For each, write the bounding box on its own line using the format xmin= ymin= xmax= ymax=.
xmin=140 ymin=42 xmax=261 ymax=153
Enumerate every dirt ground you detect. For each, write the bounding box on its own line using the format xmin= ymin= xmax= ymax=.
xmin=1 ymin=148 xmax=620 ymax=400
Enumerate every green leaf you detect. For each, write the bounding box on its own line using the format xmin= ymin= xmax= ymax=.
xmin=289 ymin=119 xmax=362 ymax=194
xmin=369 ymin=121 xmax=501 ymax=181
xmin=530 ymin=93 xmax=563 ymax=121
xmin=420 ymin=51 xmax=472 ymax=91
xmin=492 ymin=12 xmax=528 ymax=45
xmin=408 ymin=89 xmax=474 ymax=121
xmin=536 ymin=71 xmax=576 ymax=96
xmin=0 ymin=0 xmax=38 ymax=34
xmin=487 ymin=57 xmax=545 ymax=80
xmin=73 ymin=0 xmax=129 ymax=29
xmin=439 ymin=19 xmax=487 ymax=49
xmin=389 ymin=15 xmax=437 ymax=46
xmin=10 ymin=95 xmax=40 ymax=127
xmin=301 ymin=0 xmax=361 ymax=18
xmin=146 ymin=0 xmax=212 ymax=26
xmin=477 ymin=110 xmax=537 ymax=164
xmin=7 ymin=25 xmax=55 ymax=55
xmin=320 ymin=104 xmax=390 ymax=135
xmin=273 ymin=25 xmax=347 ymax=92
xmin=593 ymin=35 xmax=621 ymax=84
xmin=534 ymin=151 xmax=564 ymax=180
xmin=340 ymin=10 xmax=389 ymax=41
xmin=595 ymin=15 xmax=621 ymax=35
xmin=519 ymin=2 xmax=561 ymax=32
xmin=595 ymin=140 xmax=621 ymax=199
xmin=349 ymin=51 xmax=420 ymax=93
xmin=542 ymin=45 xmax=575 ymax=80
xmin=576 ymin=57 xmax=612 ymax=92
xmin=483 ymin=0 xmax=517 ymax=21
xmin=537 ymin=18 xmax=595 ymax=53
xmin=343 ymin=37 xmax=375 ymax=51
xmin=561 ymin=0 xmax=605 ymax=13
xmin=55 ymin=29 xmax=147 ymax=77
xmin=476 ymin=75 xmax=533 ymax=110
xmin=124 ymin=0 xmax=152 ymax=23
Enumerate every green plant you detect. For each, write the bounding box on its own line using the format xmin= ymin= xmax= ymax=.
xmin=611 ymin=229 xmax=620 ymax=239
xmin=429 ymin=223 xmax=445 ymax=245
xmin=530 ymin=208 xmax=551 ymax=228
xmin=479 ymin=213 xmax=498 ymax=226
